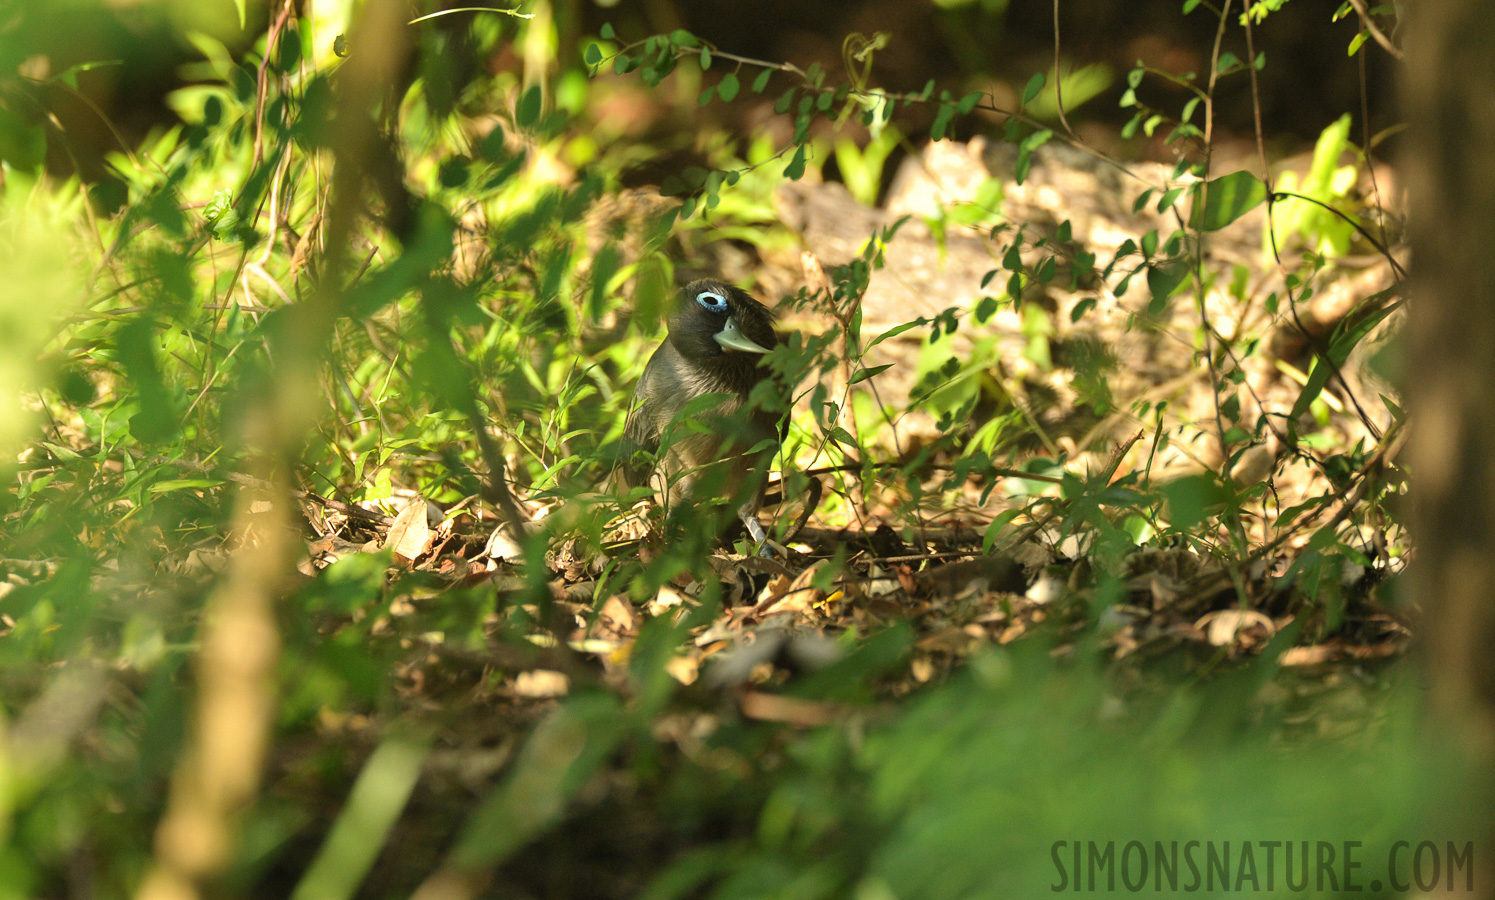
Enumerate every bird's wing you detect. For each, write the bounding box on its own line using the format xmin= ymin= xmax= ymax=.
xmin=618 ymin=354 xmax=666 ymax=489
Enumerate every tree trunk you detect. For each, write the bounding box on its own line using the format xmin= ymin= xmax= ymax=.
xmin=1404 ymin=0 xmax=1495 ymax=894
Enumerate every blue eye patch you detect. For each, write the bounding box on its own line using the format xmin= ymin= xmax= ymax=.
xmin=695 ymin=290 xmax=729 ymax=313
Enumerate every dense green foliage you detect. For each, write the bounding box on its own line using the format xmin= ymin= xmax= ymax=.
xmin=0 ymin=1 xmax=1450 ymax=897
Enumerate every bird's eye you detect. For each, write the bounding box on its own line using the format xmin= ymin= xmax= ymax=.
xmin=695 ymin=290 xmax=728 ymax=313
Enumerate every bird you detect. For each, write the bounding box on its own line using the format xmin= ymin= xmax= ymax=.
xmin=620 ymin=279 xmax=784 ymax=552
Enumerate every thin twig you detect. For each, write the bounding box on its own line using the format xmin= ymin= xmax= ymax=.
xmin=1051 ymin=0 xmax=1075 ymax=137
xmin=1345 ymin=0 xmax=1403 ymax=60
xmin=1270 ymin=191 xmax=1408 ymax=280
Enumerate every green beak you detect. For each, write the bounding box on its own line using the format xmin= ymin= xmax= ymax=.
xmin=714 ymin=316 xmax=772 ymax=354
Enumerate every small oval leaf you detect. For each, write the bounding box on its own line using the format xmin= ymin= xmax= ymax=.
xmin=718 ymin=72 xmax=739 ymax=102
xmin=1022 ymin=72 xmax=1045 ymax=105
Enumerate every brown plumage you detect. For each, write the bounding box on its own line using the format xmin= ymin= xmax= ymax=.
xmin=621 ymin=279 xmax=782 ymax=547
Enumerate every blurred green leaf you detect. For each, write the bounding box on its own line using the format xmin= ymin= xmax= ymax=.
xmin=448 ymin=694 xmax=627 ymax=872
xmin=291 ymin=733 xmax=431 ymax=900
xmin=784 ymin=143 xmax=807 ymax=180
xmin=1145 ymin=260 xmax=1189 ymax=314
xmin=0 ymin=106 xmax=45 ymax=172
xmin=1022 ymin=72 xmax=1045 ymax=105
xmin=516 ymin=84 xmax=544 ymax=128
xmin=115 ymin=317 xmax=179 ymax=444
xmin=718 ymin=72 xmax=740 ymax=102
xmin=1161 ymin=473 xmax=1230 ymax=530
xmin=930 ymin=103 xmax=955 ymax=141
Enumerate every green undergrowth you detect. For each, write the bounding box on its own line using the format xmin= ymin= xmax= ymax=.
xmin=0 ymin=0 xmax=1433 ymax=896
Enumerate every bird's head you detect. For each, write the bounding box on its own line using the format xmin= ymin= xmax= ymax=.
xmin=667 ymin=279 xmax=777 ymax=362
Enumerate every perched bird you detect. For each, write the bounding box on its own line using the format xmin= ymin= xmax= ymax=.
xmin=621 ymin=279 xmax=784 ymax=550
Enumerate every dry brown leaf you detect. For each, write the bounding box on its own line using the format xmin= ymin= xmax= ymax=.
xmin=753 ymin=573 xmax=794 ymax=610
xmin=754 ymin=562 xmax=831 ymax=619
xmin=511 ymin=670 xmax=570 ymax=697
xmin=596 ymin=595 xmax=638 ymax=640
xmin=665 ymin=656 xmax=699 ymax=685
xmin=1195 ymin=608 xmax=1275 ymax=647
xmin=484 ymin=521 xmax=526 ymax=562
xmin=384 ymin=501 xmax=431 ymax=565
xmin=740 ymin=690 xmax=840 ymax=727
xmin=649 ymin=584 xmax=692 ymax=617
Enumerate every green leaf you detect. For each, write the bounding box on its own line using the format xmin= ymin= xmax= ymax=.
xmin=849 ymin=364 xmax=894 ymax=384
xmin=1146 ymin=261 xmax=1189 ymax=314
xmin=233 ymin=0 xmax=246 ymax=28
xmin=291 ymin=734 xmax=431 ymax=900
xmin=1035 ymin=256 xmax=1056 ymax=284
xmin=448 ymin=696 xmax=626 ymax=872
xmin=1002 ymin=242 xmax=1022 ymax=271
xmin=783 ymin=144 xmax=807 ymax=180
xmin=1014 ymin=129 xmax=1052 ymax=185
xmin=1162 ymin=474 xmax=1230 ymax=530
xmin=202 ymin=188 xmax=242 ymax=241
xmin=1188 ymin=170 xmax=1267 ymax=231
xmin=669 ymin=29 xmax=698 ymax=47
xmin=866 ymin=319 xmax=928 ymax=351
xmin=982 ymin=508 xmax=1024 ymax=552
xmin=1288 ymin=304 xmax=1398 ymax=420
xmin=1288 ymin=359 xmax=1336 ymax=423
xmin=147 ymin=478 xmax=224 ymax=493
xmin=1347 ymin=30 xmax=1369 ymax=56
xmin=588 ymin=245 xmax=620 ymax=322
xmin=1023 ymin=72 xmax=1045 ymax=105
xmin=956 ymin=90 xmax=984 ymax=115
xmin=0 ymin=106 xmax=45 ymax=172
xmin=717 ymin=72 xmax=739 ymax=102
xmin=584 ymin=43 xmax=601 ymax=66
xmin=700 ymin=47 xmax=712 ymax=70
xmin=600 ymin=22 xmax=615 ymax=39
xmin=117 ymin=317 xmax=179 ymax=444
xmin=930 ymin=103 xmax=955 ymax=141
xmin=516 ymin=85 xmax=544 ymax=128
xmin=752 ymin=69 xmax=772 ymax=93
